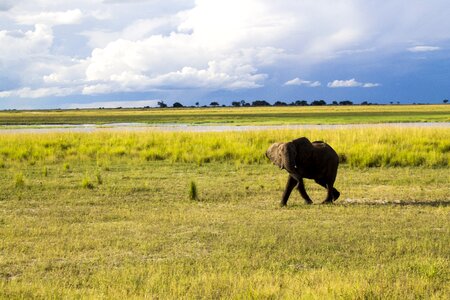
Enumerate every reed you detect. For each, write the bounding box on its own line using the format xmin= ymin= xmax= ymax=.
xmin=0 ymin=128 xmax=448 ymax=168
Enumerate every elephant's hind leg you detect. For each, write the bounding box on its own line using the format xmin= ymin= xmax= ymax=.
xmin=297 ymin=178 xmax=313 ymax=204
xmin=322 ymin=184 xmax=335 ymax=204
xmin=332 ymin=188 xmax=340 ymax=201
xmin=315 ymin=179 xmax=338 ymax=203
xmin=281 ymin=175 xmax=297 ymax=207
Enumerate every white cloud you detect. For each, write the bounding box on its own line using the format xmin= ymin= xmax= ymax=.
xmin=361 ymin=82 xmax=380 ymax=88
xmin=81 ymin=59 xmax=267 ymax=95
xmin=284 ymin=78 xmax=321 ymax=87
xmin=0 ymin=24 xmax=53 ymax=59
xmin=407 ymin=45 xmax=441 ymax=53
xmin=14 ymin=9 xmax=83 ymax=25
xmin=327 ymin=78 xmax=380 ymax=88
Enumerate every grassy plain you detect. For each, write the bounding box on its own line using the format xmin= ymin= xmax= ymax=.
xmin=1 ymin=104 xmax=449 ymax=125
xmin=0 ymin=128 xmax=449 ymax=298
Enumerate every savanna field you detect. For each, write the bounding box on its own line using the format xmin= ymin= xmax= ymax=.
xmin=0 ymin=106 xmax=449 ymax=298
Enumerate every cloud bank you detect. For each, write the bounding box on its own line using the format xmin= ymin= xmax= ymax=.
xmin=0 ymin=0 xmax=449 ymax=105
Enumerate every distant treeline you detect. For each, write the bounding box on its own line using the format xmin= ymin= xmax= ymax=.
xmin=156 ymin=99 xmax=378 ymax=108
xmin=152 ymin=99 xmax=448 ymax=108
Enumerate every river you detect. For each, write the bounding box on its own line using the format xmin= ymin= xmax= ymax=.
xmin=0 ymin=122 xmax=449 ymax=134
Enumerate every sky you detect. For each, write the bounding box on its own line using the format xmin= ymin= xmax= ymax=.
xmin=0 ymin=0 xmax=450 ymax=109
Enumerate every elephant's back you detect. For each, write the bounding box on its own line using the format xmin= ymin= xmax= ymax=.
xmin=313 ymin=142 xmax=339 ymax=165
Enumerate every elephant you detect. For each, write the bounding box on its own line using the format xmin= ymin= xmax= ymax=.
xmin=266 ymin=137 xmax=340 ymax=206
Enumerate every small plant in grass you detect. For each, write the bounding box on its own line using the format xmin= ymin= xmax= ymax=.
xmin=189 ymin=180 xmax=198 ymax=201
xmin=63 ymin=162 xmax=70 ymax=172
xmin=15 ymin=172 xmax=25 ymax=188
xmin=81 ymin=175 xmax=94 ymax=189
xmin=42 ymin=166 xmax=48 ymax=177
xmin=95 ymin=171 xmax=103 ymax=185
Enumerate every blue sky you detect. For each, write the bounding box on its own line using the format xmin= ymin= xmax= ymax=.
xmin=0 ymin=0 xmax=449 ymax=109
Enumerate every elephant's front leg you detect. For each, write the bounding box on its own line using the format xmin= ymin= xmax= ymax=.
xmin=297 ymin=178 xmax=313 ymax=204
xmin=280 ymin=175 xmax=297 ymax=207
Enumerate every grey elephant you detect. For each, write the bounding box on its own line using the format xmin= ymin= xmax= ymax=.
xmin=266 ymin=137 xmax=340 ymax=206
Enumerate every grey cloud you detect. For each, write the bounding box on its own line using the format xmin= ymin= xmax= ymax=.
xmin=0 ymin=0 xmax=16 ymax=11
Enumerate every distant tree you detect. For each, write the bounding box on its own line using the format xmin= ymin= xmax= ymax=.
xmin=339 ymin=100 xmax=353 ymax=105
xmin=157 ymin=101 xmax=167 ymax=108
xmin=172 ymin=102 xmax=184 ymax=108
xmin=293 ymin=100 xmax=308 ymax=106
xmin=251 ymin=100 xmax=271 ymax=106
xmin=231 ymin=101 xmax=241 ymax=107
xmin=274 ymin=101 xmax=287 ymax=106
xmin=210 ymin=101 xmax=220 ymax=107
xmin=311 ymin=100 xmax=327 ymax=106
xmin=332 ymin=101 xmax=338 ymax=105
xmin=443 ymin=99 xmax=448 ymax=104
xmin=195 ymin=102 xmax=199 ymax=107
xmin=240 ymin=100 xmax=247 ymax=106
xmin=361 ymin=101 xmax=369 ymax=105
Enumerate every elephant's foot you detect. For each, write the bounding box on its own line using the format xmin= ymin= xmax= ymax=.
xmin=333 ymin=189 xmax=340 ymax=201
xmin=280 ymin=201 xmax=287 ymax=207
xmin=304 ymin=199 xmax=313 ymax=205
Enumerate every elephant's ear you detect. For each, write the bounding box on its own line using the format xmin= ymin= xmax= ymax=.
xmin=291 ymin=137 xmax=313 ymax=166
xmin=282 ymin=142 xmax=298 ymax=172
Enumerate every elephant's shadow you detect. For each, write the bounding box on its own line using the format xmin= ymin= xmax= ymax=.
xmin=283 ymin=200 xmax=450 ymax=208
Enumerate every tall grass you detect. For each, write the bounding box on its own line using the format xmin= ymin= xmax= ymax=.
xmin=0 ymin=128 xmax=448 ymax=168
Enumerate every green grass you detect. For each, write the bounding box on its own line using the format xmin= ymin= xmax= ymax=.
xmin=1 ymin=104 xmax=449 ymax=125
xmin=0 ymin=161 xmax=448 ymax=298
xmin=0 ymin=128 xmax=449 ymax=298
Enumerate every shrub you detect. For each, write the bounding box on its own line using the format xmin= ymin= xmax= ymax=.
xmin=189 ymin=181 xmax=198 ymax=201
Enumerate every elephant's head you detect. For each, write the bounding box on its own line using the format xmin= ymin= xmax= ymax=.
xmin=266 ymin=137 xmax=314 ymax=172
xmin=266 ymin=142 xmax=298 ymax=172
